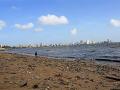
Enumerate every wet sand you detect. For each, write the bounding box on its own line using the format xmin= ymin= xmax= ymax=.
xmin=0 ymin=52 xmax=120 ymax=90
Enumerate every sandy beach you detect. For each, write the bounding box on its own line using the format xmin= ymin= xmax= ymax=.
xmin=0 ymin=52 xmax=120 ymax=90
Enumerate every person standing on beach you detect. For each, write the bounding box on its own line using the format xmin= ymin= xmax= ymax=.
xmin=35 ymin=51 xmax=37 ymax=57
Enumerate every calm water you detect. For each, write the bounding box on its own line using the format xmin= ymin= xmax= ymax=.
xmin=7 ymin=46 xmax=120 ymax=61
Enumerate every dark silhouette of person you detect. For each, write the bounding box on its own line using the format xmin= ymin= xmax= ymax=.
xmin=35 ymin=51 xmax=37 ymax=57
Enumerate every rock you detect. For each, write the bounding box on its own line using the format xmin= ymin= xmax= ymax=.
xmin=89 ymin=79 xmax=94 ymax=82
xmin=32 ymin=84 xmax=39 ymax=89
xmin=19 ymin=80 xmax=27 ymax=87
xmin=45 ymin=86 xmax=50 ymax=90
xmin=75 ymin=76 xmax=81 ymax=80
xmin=58 ymin=78 xmax=69 ymax=85
xmin=54 ymin=73 xmax=62 ymax=77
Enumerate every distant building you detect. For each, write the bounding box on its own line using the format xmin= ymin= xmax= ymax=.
xmin=79 ymin=40 xmax=96 ymax=45
xmin=86 ymin=40 xmax=90 ymax=44
xmin=0 ymin=44 xmax=3 ymax=48
xmin=80 ymin=40 xmax=84 ymax=44
xmin=107 ymin=39 xmax=111 ymax=43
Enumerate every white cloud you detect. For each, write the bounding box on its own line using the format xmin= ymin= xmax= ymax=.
xmin=70 ymin=28 xmax=78 ymax=35
xmin=0 ymin=20 xmax=6 ymax=30
xmin=110 ymin=19 xmax=120 ymax=27
xmin=34 ymin=28 xmax=43 ymax=32
xmin=38 ymin=14 xmax=69 ymax=25
xmin=14 ymin=23 xmax=34 ymax=30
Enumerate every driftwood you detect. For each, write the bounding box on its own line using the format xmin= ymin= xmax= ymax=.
xmin=95 ymin=58 xmax=120 ymax=63
xmin=110 ymin=88 xmax=120 ymax=90
xmin=105 ymin=76 xmax=120 ymax=81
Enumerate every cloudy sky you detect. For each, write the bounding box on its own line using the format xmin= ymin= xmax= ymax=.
xmin=0 ymin=0 xmax=120 ymax=45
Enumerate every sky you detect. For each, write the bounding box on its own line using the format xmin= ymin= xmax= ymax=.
xmin=0 ymin=0 xmax=120 ymax=45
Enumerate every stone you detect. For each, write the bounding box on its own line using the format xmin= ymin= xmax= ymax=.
xmin=32 ymin=84 xmax=39 ymax=89
xmin=19 ymin=80 xmax=27 ymax=87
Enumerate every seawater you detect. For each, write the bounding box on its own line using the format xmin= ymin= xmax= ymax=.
xmin=7 ymin=46 xmax=120 ymax=61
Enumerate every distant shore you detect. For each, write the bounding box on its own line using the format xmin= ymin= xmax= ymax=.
xmin=0 ymin=48 xmax=6 ymax=51
xmin=0 ymin=52 xmax=120 ymax=90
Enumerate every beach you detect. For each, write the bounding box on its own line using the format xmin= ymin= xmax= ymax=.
xmin=0 ymin=52 xmax=120 ymax=90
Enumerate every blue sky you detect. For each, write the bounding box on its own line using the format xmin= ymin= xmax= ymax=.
xmin=0 ymin=0 xmax=120 ymax=45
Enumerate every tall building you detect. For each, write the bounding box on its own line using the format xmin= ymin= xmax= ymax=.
xmin=0 ymin=44 xmax=3 ymax=48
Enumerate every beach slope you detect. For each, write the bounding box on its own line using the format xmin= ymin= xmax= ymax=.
xmin=0 ymin=53 xmax=120 ymax=90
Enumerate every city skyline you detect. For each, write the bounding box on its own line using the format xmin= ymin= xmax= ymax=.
xmin=0 ymin=0 xmax=120 ymax=45
xmin=0 ymin=39 xmax=114 ymax=47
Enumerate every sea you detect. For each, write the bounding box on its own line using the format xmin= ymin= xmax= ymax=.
xmin=6 ymin=45 xmax=120 ymax=63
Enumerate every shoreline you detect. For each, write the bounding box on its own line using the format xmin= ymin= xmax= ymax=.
xmin=0 ymin=52 xmax=120 ymax=90
xmin=2 ymin=51 xmax=120 ymax=67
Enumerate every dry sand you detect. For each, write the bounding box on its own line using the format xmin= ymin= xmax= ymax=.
xmin=0 ymin=52 xmax=120 ymax=90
